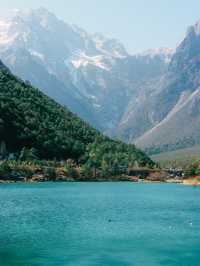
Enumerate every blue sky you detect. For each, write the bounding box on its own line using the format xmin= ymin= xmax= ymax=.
xmin=1 ymin=0 xmax=200 ymax=53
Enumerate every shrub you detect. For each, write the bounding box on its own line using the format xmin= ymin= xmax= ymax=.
xmin=184 ymin=163 xmax=199 ymax=177
xmin=43 ymin=167 xmax=57 ymax=181
xmin=19 ymin=147 xmax=39 ymax=161
xmin=80 ymin=164 xmax=92 ymax=178
xmin=0 ymin=161 xmax=11 ymax=179
xmin=64 ymin=160 xmax=79 ymax=179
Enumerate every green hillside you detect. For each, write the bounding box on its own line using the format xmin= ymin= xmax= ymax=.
xmin=0 ymin=60 xmax=153 ymax=179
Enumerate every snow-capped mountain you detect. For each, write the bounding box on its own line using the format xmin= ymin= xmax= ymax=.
xmin=0 ymin=7 xmax=133 ymax=130
xmin=0 ymin=7 xmax=176 ymax=149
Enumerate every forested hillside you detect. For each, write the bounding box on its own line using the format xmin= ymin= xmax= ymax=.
xmin=0 ymin=60 xmax=153 ymax=180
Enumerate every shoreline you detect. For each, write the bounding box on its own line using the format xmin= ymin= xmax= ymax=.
xmin=183 ymin=178 xmax=200 ymax=186
xmin=0 ymin=178 xmax=191 ymax=185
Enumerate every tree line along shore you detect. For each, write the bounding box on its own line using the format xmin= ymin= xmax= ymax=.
xmin=0 ymin=152 xmax=200 ymax=184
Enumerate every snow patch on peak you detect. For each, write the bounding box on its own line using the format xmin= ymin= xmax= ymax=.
xmin=71 ymin=52 xmax=111 ymax=71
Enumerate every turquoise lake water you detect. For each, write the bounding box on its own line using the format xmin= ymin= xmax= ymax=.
xmin=0 ymin=182 xmax=200 ymax=266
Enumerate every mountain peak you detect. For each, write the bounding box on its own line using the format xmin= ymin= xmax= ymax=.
xmin=136 ymin=47 xmax=174 ymax=64
xmin=92 ymin=33 xmax=128 ymax=58
xmin=34 ymin=7 xmax=52 ymax=15
xmin=15 ymin=7 xmax=58 ymax=29
xmin=14 ymin=7 xmax=54 ymax=18
xmin=188 ymin=20 xmax=200 ymax=36
xmin=141 ymin=48 xmax=174 ymax=56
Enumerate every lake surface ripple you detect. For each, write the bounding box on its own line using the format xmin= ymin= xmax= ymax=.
xmin=0 ymin=182 xmax=200 ymax=266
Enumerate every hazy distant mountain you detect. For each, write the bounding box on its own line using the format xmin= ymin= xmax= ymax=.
xmin=135 ymin=21 xmax=200 ymax=153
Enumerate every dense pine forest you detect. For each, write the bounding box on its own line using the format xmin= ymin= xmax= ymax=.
xmin=0 ymin=60 xmax=154 ymax=181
